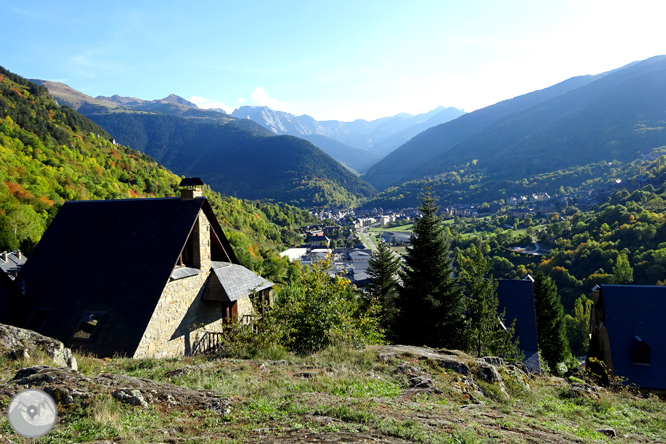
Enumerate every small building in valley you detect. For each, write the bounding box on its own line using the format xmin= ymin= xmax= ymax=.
xmin=3 ymin=178 xmax=272 ymax=359
xmin=587 ymin=285 xmax=666 ymax=391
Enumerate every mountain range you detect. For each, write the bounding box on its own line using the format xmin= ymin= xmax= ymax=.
xmin=230 ymin=105 xmax=465 ymax=172
xmin=29 ymin=54 xmax=666 ymax=211
xmin=363 ymin=55 xmax=666 ymax=199
xmin=34 ymin=81 xmax=376 ymax=208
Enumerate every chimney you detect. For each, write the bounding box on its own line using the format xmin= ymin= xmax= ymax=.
xmin=1 ymin=251 xmax=7 ymax=262
xmin=179 ymin=177 xmax=204 ymax=201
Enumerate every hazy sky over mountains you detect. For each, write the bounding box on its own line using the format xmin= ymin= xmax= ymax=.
xmin=4 ymin=0 xmax=666 ymax=121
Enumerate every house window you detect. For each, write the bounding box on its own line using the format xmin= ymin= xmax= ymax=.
xmin=177 ymin=230 xmax=196 ymax=268
xmin=25 ymin=308 xmax=52 ymax=333
xmin=72 ymin=312 xmax=105 ymax=342
xmin=630 ymin=336 xmax=650 ymax=365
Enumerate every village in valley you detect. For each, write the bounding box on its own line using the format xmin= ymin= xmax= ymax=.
xmin=285 ymin=180 xmax=633 ymax=289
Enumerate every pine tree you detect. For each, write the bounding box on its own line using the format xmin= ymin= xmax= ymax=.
xmin=397 ymin=186 xmax=467 ymax=349
xmin=534 ymin=273 xmax=570 ymax=370
xmin=459 ymin=246 xmax=522 ymax=360
xmin=366 ymin=241 xmax=401 ymax=336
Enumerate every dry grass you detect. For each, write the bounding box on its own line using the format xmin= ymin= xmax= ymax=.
xmin=1 ymin=346 xmax=665 ymax=443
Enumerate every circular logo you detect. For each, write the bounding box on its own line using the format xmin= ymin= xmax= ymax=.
xmin=7 ymin=389 xmax=58 ymax=438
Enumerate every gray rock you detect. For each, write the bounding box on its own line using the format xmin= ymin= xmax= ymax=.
xmin=482 ymin=356 xmax=504 ymax=367
xmin=113 ymin=389 xmax=149 ymax=408
xmin=569 ymin=382 xmax=603 ymax=400
xmin=0 ymin=323 xmax=77 ymax=370
xmin=475 ymin=361 xmax=503 ymax=384
xmin=435 ymin=356 xmax=470 ymax=375
xmin=2 ymin=365 xmax=230 ymax=415
xmin=596 ymin=427 xmax=616 ymax=438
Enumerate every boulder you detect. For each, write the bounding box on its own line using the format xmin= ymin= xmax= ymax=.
xmin=569 ymin=382 xmax=604 ymax=400
xmin=0 ymin=323 xmax=77 ymax=370
xmin=435 ymin=356 xmax=471 ymax=376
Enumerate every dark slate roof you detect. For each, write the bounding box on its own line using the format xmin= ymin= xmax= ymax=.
xmin=497 ymin=279 xmax=540 ymax=372
xmin=599 ymin=285 xmax=666 ymax=389
xmin=0 ymin=270 xmax=23 ymax=325
xmin=179 ymin=177 xmax=204 ymax=187
xmin=14 ymin=197 xmax=236 ymax=357
xmin=210 ymin=261 xmax=273 ymax=302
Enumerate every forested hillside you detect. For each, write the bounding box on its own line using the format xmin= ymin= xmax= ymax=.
xmin=363 ymin=74 xmax=599 ymax=190
xmin=38 ymin=82 xmax=377 ymax=209
xmin=86 ymin=111 xmax=376 ymax=208
xmin=0 ymin=67 xmax=315 ymax=278
xmin=417 ymin=55 xmax=666 ymax=181
xmin=363 ymin=56 xmax=666 ymax=211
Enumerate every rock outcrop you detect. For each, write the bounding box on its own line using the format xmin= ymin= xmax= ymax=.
xmin=0 ymin=323 xmax=77 ymax=370
xmin=373 ymin=345 xmax=531 ymax=401
xmin=2 ymin=365 xmax=230 ymax=414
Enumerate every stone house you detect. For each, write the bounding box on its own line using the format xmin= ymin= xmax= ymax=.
xmin=3 ymin=179 xmax=272 ymax=359
xmin=587 ymin=285 xmax=666 ymax=390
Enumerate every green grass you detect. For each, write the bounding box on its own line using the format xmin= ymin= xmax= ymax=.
xmin=1 ymin=346 xmax=665 ymax=443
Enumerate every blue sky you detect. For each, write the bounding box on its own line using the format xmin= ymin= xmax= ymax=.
xmin=3 ymin=0 xmax=666 ymax=121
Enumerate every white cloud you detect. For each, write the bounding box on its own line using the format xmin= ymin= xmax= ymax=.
xmin=237 ymin=97 xmax=246 ymax=104
xmin=189 ymin=96 xmax=234 ymax=113
xmin=250 ymin=87 xmax=290 ymax=112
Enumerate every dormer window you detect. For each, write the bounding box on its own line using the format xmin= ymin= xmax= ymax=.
xmin=630 ymin=336 xmax=650 ymax=365
xmin=177 ymin=231 xmax=196 ymax=268
xmin=72 ymin=312 xmax=105 ymax=342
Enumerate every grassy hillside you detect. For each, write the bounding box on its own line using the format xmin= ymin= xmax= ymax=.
xmin=1 ymin=345 xmax=663 ymax=443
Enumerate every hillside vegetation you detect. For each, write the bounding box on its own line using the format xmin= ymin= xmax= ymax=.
xmin=0 ymin=67 xmax=315 ymax=274
xmin=364 ymin=56 xmax=666 ymax=198
xmin=1 ymin=344 xmax=663 ymax=443
xmin=363 ymin=74 xmax=599 ymax=190
xmin=38 ymin=82 xmax=377 ymax=209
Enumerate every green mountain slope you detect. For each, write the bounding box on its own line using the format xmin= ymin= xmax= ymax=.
xmin=0 ymin=67 xmax=315 ymax=268
xmin=85 ymin=110 xmax=376 ymax=208
xmin=416 ymin=55 xmax=666 ymax=181
xmin=39 ymin=81 xmax=376 ymax=208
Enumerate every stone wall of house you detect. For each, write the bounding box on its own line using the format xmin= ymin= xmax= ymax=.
xmin=133 ymin=271 xmax=222 ymax=359
xmin=237 ymin=297 xmax=254 ymax=323
xmin=135 ymin=210 xmax=218 ymax=359
xmin=133 ymin=209 xmax=261 ymax=359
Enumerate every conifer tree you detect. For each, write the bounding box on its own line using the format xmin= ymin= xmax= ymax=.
xmin=397 ymin=186 xmax=467 ymax=349
xmin=459 ymin=246 xmax=522 ymax=360
xmin=534 ymin=273 xmax=570 ymax=370
xmin=366 ymin=241 xmax=401 ymax=336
